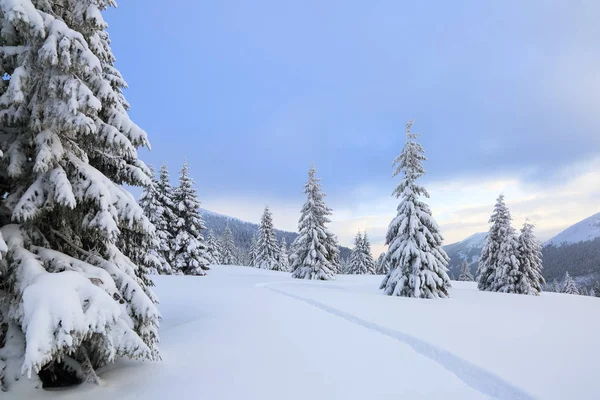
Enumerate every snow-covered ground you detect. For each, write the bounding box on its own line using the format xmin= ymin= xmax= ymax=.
xmin=7 ymin=266 xmax=598 ymax=399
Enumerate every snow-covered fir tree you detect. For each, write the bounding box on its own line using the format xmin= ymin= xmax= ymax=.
xmin=477 ymin=195 xmax=521 ymax=293
xmin=380 ymin=121 xmax=451 ymax=298
xmin=458 ymin=260 xmax=474 ymax=281
xmin=156 ymin=164 xmax=178 ymax=268
xmin=138 ymin=165 xmax=173 ymax=274
xmin=205 ymin=230 xmax=222 ymax=265
xmin=517 ymin=221 xmax=545 ymax=295
xmin=362 ymin=232 xmax=376 ymax=274
xmin=279 ymin=237 xmax=291 ymax=272
xmin=171 ymin=162 xmax=209 ymax=275
xmin=593 ymin=281 xmax=600 ymax=298
xmin=348 ymin=232 xmax=368 ymax=275
xmin=220 ymin=224 xmax=237 ymax=265
xmin=581 ymin=287 xmax=589 ymax=296
xmin=347 ymin=231 xmax=376 ymax=275
xmin=255 ymin=207 xmax=284 ymax=270
xmin=0 ymin=1 xmax=159 ymax=389
xmin=248 ymin=233 xmax=258 ymax=267
xmin=562 ymin=272 xmax=579 ymax=295
xmin=290 ymin=166 xmax=337 ymax=280
xmin=375 ymin=252 xmax=390 ymax=275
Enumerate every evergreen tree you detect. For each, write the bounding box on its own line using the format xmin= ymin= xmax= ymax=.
xmin=138 ymin=165 xmax=173 ymax=274
xmin=458 ymin=260 xmax=474 ymax=281
xmin=291 ymin=166 xmax=336 ymax=280
xmin=380 ymin=121 xmax=451 ymax=298
xmin=255 ymin=207 xmax=284 ymax=270
xmin=375 ymin=252 xmax=390 ymax=275
xmin=516 ymin=221 xmax=545 ymax=295
xmin=362 ymin=232 xmax=377 ymax=275
xmin=551 ymin=279 xmax=561 ymax=293
xmin=593 ymin=281 xmax=600 ymax=298
xmin=581 ymin=287 xmax=589 ymax=296
xmin=0 ymin=1 xmax=159 ymax=388
xmin=279 ymin=237 xmax=291 ymax=272
xmin=220 ymin=224 xmax=237 ymax=265
xmin=477 ymin=195 xmax=521 ymax=293
xmin=562 ymin=271 xmax=579 ymax=295
xmin=205 ymin=230 xmax=222 ymax=265
xmin=172 ymin=162 xmax=209 ymax=275
xmin=156 ymin=164 xmax=178 ymax=267
xmin=348 ymin=232 xmax=368 ymax=275
xmin=249 ymin=233 xmax=259 ymax=267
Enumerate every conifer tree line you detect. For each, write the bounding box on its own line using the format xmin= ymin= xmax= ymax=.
xmin=543 ymin=271 xmax=600 ymax=296
xmin=139 ymin=163 xmax=244 ymax=274
xmin=476 ymin=196 xmax=545 ymax=295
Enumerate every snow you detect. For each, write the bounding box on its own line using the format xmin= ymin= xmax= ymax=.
xmin=6 ymin=265 xmax=598 ymax=399
xmin=544 ymin=211 xmax=600 ymax=247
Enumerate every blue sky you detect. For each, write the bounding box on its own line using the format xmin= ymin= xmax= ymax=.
xmin=106 ymin=0 xmax=600 ymax=252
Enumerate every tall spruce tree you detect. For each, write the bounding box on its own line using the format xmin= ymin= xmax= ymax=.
xmin=380 ymin=121 xmax=451 ymax=298
xmin=458 ymin=260 xmax=474 ymax=281
xmin=517 ymin=221 xmax=545 ymax=295
xmin=279 ymin=237 xmax=291 ymax=272
xmin=362 ymin=232 xmax=376 ymax=275
xmin=220 ymin=224 xmax=237 ymax=265
xmin=156 ymin=164 xmax=178 ymax=268
xmin=593 ymin=281 xmax=600 ymax=298
xmin=562 ymin=272 xmax=579 ymax=295
xmin=348 ymin=232 xmax=368 ymax=275
xmin=138 ymin=165 xmax=173 ymax=274
xmin=376 ymin=252 xmax=390 ymax=275
xmin=255 ymin=207 xmax=284 ymax=270
xmin=0 ymin=0 xmax=159 ymax=389
xmin=248 ymin=232 xmax=258 ymax=267
xmin=172 ymin=162 xmax=209 ymax=275
xmin=477 ymin=195 xmax=522 ymax=293
xmin=205 ymin=230 xmax=222 ymax=265
xmin=291 ymin=166 xmax=336 ymax=280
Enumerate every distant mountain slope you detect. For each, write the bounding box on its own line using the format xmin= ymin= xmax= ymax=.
xmin=200 ymin=209 xmax=351 ymax=260
xmin=443 ymin=232 xmax=487 ymax=278
xmin=544 ymin=212 xmax=600 ymax=247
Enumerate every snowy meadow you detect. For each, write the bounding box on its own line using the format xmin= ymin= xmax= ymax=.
xmin=0 ymin=1 xmax=598 ymax=399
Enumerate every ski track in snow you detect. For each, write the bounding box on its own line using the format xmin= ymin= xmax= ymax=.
xmin=260 ymin=282 xmax=534 ymax=400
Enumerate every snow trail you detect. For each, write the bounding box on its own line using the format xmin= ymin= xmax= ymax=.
xmin=264 ymin=283 xmax=534 ymax=400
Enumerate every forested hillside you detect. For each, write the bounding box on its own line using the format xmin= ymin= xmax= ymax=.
xmin=200 ymin=209 xmax=351 ymax=259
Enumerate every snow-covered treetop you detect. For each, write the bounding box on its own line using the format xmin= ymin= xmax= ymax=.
xmin=392 ymin=120 xmax=428 ymax=200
